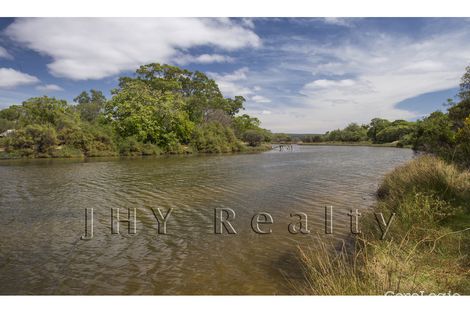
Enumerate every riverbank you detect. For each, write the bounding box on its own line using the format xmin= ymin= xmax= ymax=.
xmin=296 ymin=156 xmax=470 ymax=295
xmin=298 ymin=141 xmax=411 ymax=148
xmin=0 ymin=142 xmax=272 ymax=160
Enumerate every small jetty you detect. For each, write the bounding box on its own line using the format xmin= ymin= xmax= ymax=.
xmin=272 ymin=144 xmax=294 ymax=151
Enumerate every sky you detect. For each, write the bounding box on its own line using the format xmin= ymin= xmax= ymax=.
xmin=0 ymin=17 xmax=469 ymax=133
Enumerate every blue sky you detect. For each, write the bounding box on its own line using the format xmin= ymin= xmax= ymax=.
xmin=0 ymin=17 xmax=468 ymax=133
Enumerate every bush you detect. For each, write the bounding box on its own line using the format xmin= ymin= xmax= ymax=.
xmin=0 ymin=118 xmax=15 ymax=133
xmin=412 ymin=111 xmax=456 ymax=161
xmin=325 ymin=123 xmax=368 ymax=142
xmin=376 ymin=124 xmax=414 ymax=143
xmin=243 ymin=129 xmax=264 ymax=147
xmin=191 ymin=122 xmax=241 ymax=153
xmin=118 ymin=136 xmax=162 ymax=156
xmin=58 ymin=124 xmax=116 ymax=157
xmin=50 ymin=145 xmax=84 ymax=158
xmin=6 ymin=124 xmax=58 ymax=156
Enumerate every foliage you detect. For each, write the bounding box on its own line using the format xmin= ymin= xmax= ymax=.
xmin=5 ymin=124 xmax=58 ymax=157
xmin=243 ymin=129 xmax=265 ymax=147
xmin=106 ymin=80 xmax=194 ymax=148
xmin=412 ymin=111 xmax=457 ymax=162
xmin=0 ymin=63 xmax=269 ymax=158
xmin=232 ymin=114 xmax=260 ymax=137
xmin=459 ymin=65 xmax=470 ymax=100
xmin=375 ymin=122 xmax=414 ymax=143
xmin=272 ymin=133 xmax=291 ymax=143
xmin=325 ymin=123 xmax=368 ymax=142
xmin=120 ymin=63 xmax=245 ymax=123
xmin=367 ymin=118 xmax=391 ymax=143
xmin=74 ymin=89 xmax=107 ymax=122
xmin=0 ymin=118 xmax=15 ymax=133
xmin=118 ymin=136 xmax=162 ymax=156
xmin=190 ymin=122 xmax=242 ymax=153
xmin=448 ymin=98 xmax=470 ymax=129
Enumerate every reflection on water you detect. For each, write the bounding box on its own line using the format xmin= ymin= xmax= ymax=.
xmin=0 ymin=145 xmax=413 ymax=294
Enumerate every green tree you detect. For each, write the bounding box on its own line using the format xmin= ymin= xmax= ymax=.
xmin=120 ymin=63 xmax=245 ymax=123
xmin=412 ymin=111 xmax=456 ymax=160
xmin=191 ymin=122 xmax=240 ymax=153
xmin=458 ymin=65 xmax=470 ymax=100
xmin=74 ymin=90 xmax=107 ymax=122
xmin=106 ymin=80 xmax=194 ymax=148
xmin=232 ymin=114 xmax=261 ymax=138
xmin=243 ymin=129 xmax=265 ymax=147
xmin=448 ymin=98 xmax=470 ymax=129
xmin=6 ymin=124 xmax=58 ymax=155
xmin=18 ymin=96 xmax=78 ymax=130
xmin=376 ymin=123 xmax=414 ymax=143
xmin=367 ymin=118 xmax=391 ymax=143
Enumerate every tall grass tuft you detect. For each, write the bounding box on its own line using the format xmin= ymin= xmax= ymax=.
xmin=296 ymin=156 xmax=470 ymax=295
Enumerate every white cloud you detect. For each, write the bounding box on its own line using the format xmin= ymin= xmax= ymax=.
xmin=209 ymin=68 xmax=273 ymax=110
xmin=36 ymin=84 xmax=63 ymax=92
xmin=304 ymin=79 xmax=356 ymax=89
xmin=6 ymin=18 xmax=260 ymax=80
xmin=175 ymin=53 xmax=233 ymax=65
xmin=209 ymin=67 xmax=253 ymax=97
xmin=251 ymin=95 xmax=271 ymax=103
xmin=0 ymin=46 xmax=12 ymax=59
xmin=0 ymin=68 xmax=39 ymax=88
xmin=252 ymin=29 xmax=470 ymax=132
xmin=322 ymin=18 xmax=359 ymax=27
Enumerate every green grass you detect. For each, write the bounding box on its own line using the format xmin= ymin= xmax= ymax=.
xmin=295 ymin=156 xmax=470 ymax=295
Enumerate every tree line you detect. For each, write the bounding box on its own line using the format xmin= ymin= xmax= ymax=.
xmin=0 ymin=64 xmax=272 ymax=158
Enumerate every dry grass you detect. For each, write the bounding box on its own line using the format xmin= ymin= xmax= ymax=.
xmin=295 ymin=156 xmax=470 ymax=295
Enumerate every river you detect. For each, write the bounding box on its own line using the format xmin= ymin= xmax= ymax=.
xmin=0 ymin=145 xmax=413 ymax=294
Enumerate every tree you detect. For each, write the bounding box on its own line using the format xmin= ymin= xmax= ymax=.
xmin=243 ymin=129 xmax=265 ymax=147
xmin=341 ymin=123 xmax=368 ymax=141
xmin=74 ymin=90 xmax=107 ymax=122
xmin=119 ymin=63 xmax=245 ymax=123
xmin=6 ymin=124 xmax=58 ymax=155
xmin=191 ymin=122 xmax=240 ymax=153
xmin=376 ymin=123 xmax=414 ymax=143
xmin=454 ymin=117 xmax=470 ymax=167
xmin=20 ymin=96 xmax=77 ymax=129
xmin=106 ymin=80 xmax=194 ymax=147
xmin=458 ymin=65 xmax=470 ymax=100
xmin=232 ymin=114 xmax=261 ymax=138
xmin=367 ymin=118 xmax=391 ymax=143
xmin=448 ymin=98 xmax=470 ymax=129
xmin=412 ymin=111 xmax=455 ymax=161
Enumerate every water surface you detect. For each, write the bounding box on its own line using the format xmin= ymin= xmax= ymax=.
xmin=0 ymin=145 xmax=413 ymax=294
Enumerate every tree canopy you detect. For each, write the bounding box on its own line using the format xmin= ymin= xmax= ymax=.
xmin=0 ymin=63 xmax=271 ymax=158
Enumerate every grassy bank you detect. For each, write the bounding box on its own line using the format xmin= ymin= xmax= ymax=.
xmin=295 ymin=156 xmax=470 ymax=295
xmin=0 ymin=142 xmax=272 ymax=160
xmin=298 ymin=141 xmax=410 ymax=148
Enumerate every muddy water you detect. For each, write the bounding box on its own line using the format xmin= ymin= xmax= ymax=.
xmin=0 ymin=145 xmax=413 ymax=294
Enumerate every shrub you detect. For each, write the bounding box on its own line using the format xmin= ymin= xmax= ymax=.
xmin=6 ymin=124 xmax=58 ymax=156
xmin=190 ymin=122 xmax=240 ymax=153
xmin=376 ymin=124 xmax=414 ymax=143
xmin=118 ymin=136 xmax=162 ymax=156
xmin=243 ymin=129 xmax=265 ymax=147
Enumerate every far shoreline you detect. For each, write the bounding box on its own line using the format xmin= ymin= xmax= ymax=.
xmin=296 ymin=141 xmax=411 ymax=148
